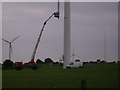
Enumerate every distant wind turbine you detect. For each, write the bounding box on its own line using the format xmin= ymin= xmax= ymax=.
xmin=71 ymin=48 xmax=81 ymax=62
xmin=2 ymin=36 xmax=20 ymax=60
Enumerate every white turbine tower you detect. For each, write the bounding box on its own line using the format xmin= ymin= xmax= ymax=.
xmin=2 ymin=36 xmax=20 ymax=60
xmin=63 ymin=0 xmax=71 ymax=68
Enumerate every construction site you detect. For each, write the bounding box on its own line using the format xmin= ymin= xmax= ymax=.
xmin=1 ymin=0 xmax=119 ymax=89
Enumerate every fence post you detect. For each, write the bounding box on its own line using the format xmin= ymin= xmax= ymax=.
xmin=81 ymin=80 xmax=87 ymax=90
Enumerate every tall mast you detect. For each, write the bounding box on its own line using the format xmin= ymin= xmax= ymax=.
xmin=63 ymin=0 xmax=71 ymax=68
xmin=104 ymin=30 xmax=106 ymax=62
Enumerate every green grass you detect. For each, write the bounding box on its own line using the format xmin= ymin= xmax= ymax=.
xmin=2 ymin=63 xmax=119 ymax=88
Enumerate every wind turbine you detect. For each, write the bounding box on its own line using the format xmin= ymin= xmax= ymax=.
xmin=71 ymin=48 xmax=81 ymax=62
xmin=2 ymin=36 xmax=20 ymax=60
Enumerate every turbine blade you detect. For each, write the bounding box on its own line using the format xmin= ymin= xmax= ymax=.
xmin=11 ymin=36 xmax=20 ymax=42
xmin=2 ymin=38 xmax=10 ymax=43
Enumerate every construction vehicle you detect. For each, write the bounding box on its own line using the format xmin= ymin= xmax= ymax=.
xmin=29 ymin=1 xmax=60 ymax=70
xmin=12 ymin=1 xmax=60 ymax=70
xmin=28 ymin=60 xmax=38 ymax=70
xmin=14 ymin=61 xmax=23 ymax=70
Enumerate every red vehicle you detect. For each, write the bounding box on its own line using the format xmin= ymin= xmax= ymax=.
xmin=29 ymin=60 xmax=38 ymax=70
xmin=14 ymin=61 xmax=23 ymax=70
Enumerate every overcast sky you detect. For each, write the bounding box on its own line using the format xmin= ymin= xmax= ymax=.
xmin=2 ymin=2 xmax=118 ymax=63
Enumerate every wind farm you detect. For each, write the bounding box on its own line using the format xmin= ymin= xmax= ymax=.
xmin=1 ymin=1 xmax=119 ymax=89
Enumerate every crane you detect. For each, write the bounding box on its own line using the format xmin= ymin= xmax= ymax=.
xmin=29 ymin=1 xmax=60 ymax=70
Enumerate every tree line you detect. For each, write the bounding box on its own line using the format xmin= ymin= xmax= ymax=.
xmin=2 ymin=58 xmax=60 ymax=70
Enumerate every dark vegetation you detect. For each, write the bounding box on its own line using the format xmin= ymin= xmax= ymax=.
xmin=44 ymin=58 xmax=54 ymax=64
xmin=36 ymin=59 xmax=44 ymax=64
xmin=2 ymin=58 xmax=119 ymax=70
xmin=2 ymin=59 xmax=13 ymax=70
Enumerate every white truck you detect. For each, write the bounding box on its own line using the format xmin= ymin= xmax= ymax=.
xmin=67 ymin=59 xmax=83 ymax=68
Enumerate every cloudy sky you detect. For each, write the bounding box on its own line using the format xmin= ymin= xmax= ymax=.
xmin=2 ymin=2 xmax=118 ymax=63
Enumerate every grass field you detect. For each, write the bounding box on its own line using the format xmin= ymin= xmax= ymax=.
xmin=2 ymin=63 xmax=119 ymax=88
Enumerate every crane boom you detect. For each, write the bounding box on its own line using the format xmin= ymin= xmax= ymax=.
xmin=31 ymin=13 xmax=55 ymax=61
xmin=31 ymin=1 xmax=60 ymax=61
